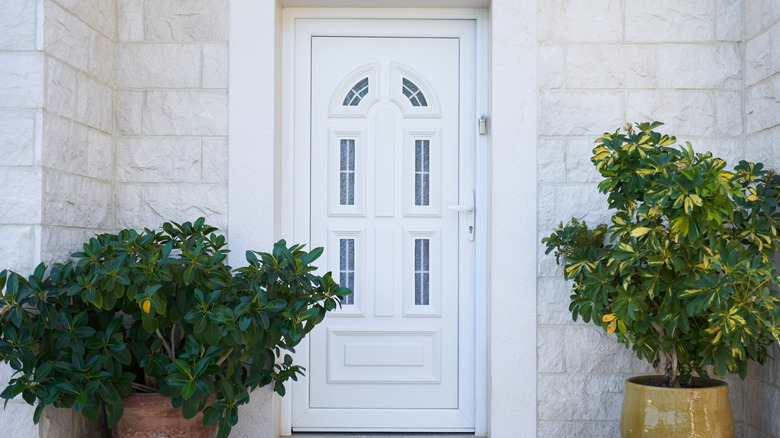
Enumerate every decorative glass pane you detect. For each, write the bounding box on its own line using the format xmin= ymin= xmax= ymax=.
xmin=339 ymin=139 xmax=355 ymax=205
xmin=342 ymin=77 xmax=369 ymax=106
xmin=414 ymin=239 xmax=430 ymax=306
xmin=414 ymin=139 xmax=430 ymax=206
xmin=402 ymin=78 xmax=428 ymax=107
xmin=339 ymin=239 xmax=355 ymax=305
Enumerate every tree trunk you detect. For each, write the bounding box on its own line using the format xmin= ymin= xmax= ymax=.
xmin=652 ymin=322 xmax=679 ymax=388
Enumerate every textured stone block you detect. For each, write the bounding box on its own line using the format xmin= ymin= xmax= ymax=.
xmin=538 ymin=183 xmax=611 ymax=229
xmin=142 ymin=90 xmax=228 ymax=135
xmin=38 ymin=123 xmax=108 ymax=181
xmin=537 ymin=374 xmax=626 ymax=421
xmin=0 ymin=0 xmax=37 ymax=50
xmin=537 ymin=138 xmax=566 ymax=183
xmin=538 ymin=0 xmax=622 ymax=42
xmin=202 ymin=137 xmax=227 ymax=183
xmin=537 ymin=45 xmax=565 ymax=90
xmin=538 ymin=231 xmax=564 ymax=278
xmin=566 ymin=137 xmax=601 ymax=183
xmin=39 ymin=405 xmax=109 ymax=438
xmin=771 ymin=23 xmax=780 ymax=80
xmin=537 ymin=278 xmax=578 ymax=326
xmin=42 ymin=112 xmax=90 ymax=176
xmin=87 ymin=130 xmax=113 ymax=181
xmin=139 ymin=184 xmax=227 ymax=230
xmin=746 ymin=129 xmax=774 ymax=167
xmin=117 ymin=0 xmax=143 ymax=41
xmin=53 ymin=0 xmax=116 ymax=39
xmin=144 ymin=0 xmax=228 ymax=42
xmin=0 ymin=52 xmax=44 ymax=108
xmin=116 ymin=137 xmax=202 ymax=182
xmin=42 ymin=172 xmax=111 ymax=228
xmin=0 ymin=168 xmax=42 ymax=224
xmin=116 ymin=90 xmax=142 ymax=134
xmin=745 ymin=380 xmax=780 ymax=436
xmin=658 ymin=44 xmax=741 ymax=89
xmin=567 ymin=45 xmax=656 ymax=89
xmin=40 ymin=227 xmax=100 ymax=267
xmin=114 ymin=184 xmax=142 ymax=229
xmin=567 ymin=421 xmax=621 ymax=437
xmin=230 ymin=386 xmax=279 ymax=438
xmin=0 ymin=401 xmax=39 ymax=437
xmin=715 ymin=0 xmax=742 ymax=41
xmin=88 ymin=31 xmax=116 ymax=86
xmin=202 ymin=44 xmax=228 ymax=88
xmin=538 ymin=92 xmax=623 ymax=136
xmin=715 ymin=91 xmax=743 ymax=136
xmin=626 ymin=0 xmax=715 ymax=42
xmin=0 ymin=111 xmax=36 ymax=166
xmin=703 ymin=138 xmax=745 ymax=168
xmin=565 ymin=327 xmax=656 ymax=374
xmin=626 ymin=91 xmax=716 ymax=137
xmin=537 ymin=327 xmax=566 ymax=373
xmin=44 ymin=0 xmax=91 ymax=73
xmin=117 ymin=43 xmax=201 ymax=88
xmin=76 ymin=73 xmax=113 ymax=133
xmin=46 ymin=58 xmax=79 ymax=120
xmin=0 ymin=226 xmax=35 ymax=274
xmin=745 ymin=77 xmax=780 ymax=135
xmin=744 ymin=0 xmax=780 ymax=40
xmin=745 ymin=31 xmax=771 ymax=87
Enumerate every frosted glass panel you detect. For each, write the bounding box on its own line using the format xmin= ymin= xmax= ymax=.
xmin=402 ymin=78 xmax=427 ymax=107
xmin=414 ymin=139 xmax=430 ymax=206
xmin=340 ymin=238 xmax=355 ymax=305
xmin=343 ymin=77 xmax=369 ymax=106
xmin=414 ymin=238 xmax=430 ymax=306
xmin=340 ymin=139 xmax=355 ymax=205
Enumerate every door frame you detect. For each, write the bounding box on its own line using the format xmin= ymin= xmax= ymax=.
xmin=280 ymin=8 xmax=488 ymax=436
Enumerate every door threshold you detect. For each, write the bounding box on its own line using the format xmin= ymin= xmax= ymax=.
xmin=292 ymin=434 xmax=476 ymax=438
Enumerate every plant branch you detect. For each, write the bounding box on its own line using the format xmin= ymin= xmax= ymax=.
xmin=131 ymin=382 xmax=157 ymax=393
xmin=155 ymin=328 xmax=172 ymax=359
xmin=652 ymin=321 xmax=679 ymax=388
xmin=216 ymin=348 xmax=234 ymax=366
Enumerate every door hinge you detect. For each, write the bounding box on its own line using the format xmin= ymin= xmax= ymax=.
xmin=478 ymin=114 xmax=487 ymax=135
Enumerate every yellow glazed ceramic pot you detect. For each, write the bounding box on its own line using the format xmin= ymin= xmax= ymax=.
xmin=620 ymin=375 xmax=733 ymax=438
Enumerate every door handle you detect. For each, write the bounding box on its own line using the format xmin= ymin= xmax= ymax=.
xmin=447 ymin=190 xmax=475 ymax=242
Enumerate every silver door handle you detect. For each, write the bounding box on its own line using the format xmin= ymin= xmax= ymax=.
xmin=447 ymin=190 xmax=475 ymax=241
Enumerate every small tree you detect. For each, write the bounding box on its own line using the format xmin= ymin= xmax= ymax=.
xmin=543 ymin=122 xmax=780 ymax=388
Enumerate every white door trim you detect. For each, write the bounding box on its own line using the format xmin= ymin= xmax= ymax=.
xmin=280 ymin=8 xmax=488 ymax=436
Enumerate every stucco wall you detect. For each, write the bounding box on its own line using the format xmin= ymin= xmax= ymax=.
xmin=536 ymin=1 xmax=748 ymax=435
xmin=744 ymin=1 xmax=780 ymax=437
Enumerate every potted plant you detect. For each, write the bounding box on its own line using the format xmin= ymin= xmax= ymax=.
xmin=0 ymin=218 xmax=351 ymax=437
xmin=543 ymin=122 xmax=780 ymax=437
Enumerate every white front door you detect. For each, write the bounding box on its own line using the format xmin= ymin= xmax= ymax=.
xmin=290 ymin=18 xmax=477 ymax=433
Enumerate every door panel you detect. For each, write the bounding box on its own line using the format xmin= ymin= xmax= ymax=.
xmin=292 ymin=21 xmax=476 ymax=432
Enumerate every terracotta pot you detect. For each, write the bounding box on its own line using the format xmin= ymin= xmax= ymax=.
xmin=112 ymin=393 xmax=217 ymax=438
xmin=620 ymin=375 xmax=733 ymax=438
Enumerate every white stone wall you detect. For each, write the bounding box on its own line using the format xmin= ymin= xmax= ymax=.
xmin=536 ymin=1 xmax=748 ymax=435
xmin=41 ymin=0 xmax=116 ymax=264
xmin=0 ymin=1 xmax=46 ymax=434
xmin=114 ymin=0 xmax=228 ymax=231
xmin=744 ymin=1 xmax=780 ymax=437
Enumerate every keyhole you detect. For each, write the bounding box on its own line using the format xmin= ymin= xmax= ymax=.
xmin=469 ymin=226 xmax=474 ymax=234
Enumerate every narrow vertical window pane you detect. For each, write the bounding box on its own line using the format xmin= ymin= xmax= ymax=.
xmin=414 ymin=238 xmax=430 ymax=306
xmin=414 ymin=139 xmax=430 ymax=206
xmin=339 ymin=238 xmax=355 ymax=305
xmin=339 ymin=139 xmax=355 ymax=205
